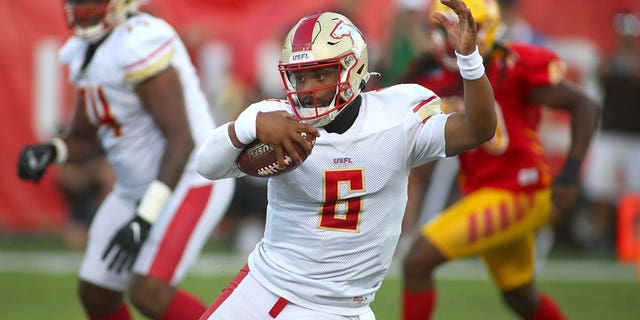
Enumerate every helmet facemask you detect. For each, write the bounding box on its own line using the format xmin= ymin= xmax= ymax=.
xmin=65 ymin=0 xmax=140 ymax=41
xmin=279 ymin=12 xmax=369 ymax=127
xmin=279 ymin=52 xmax=362 ymax=127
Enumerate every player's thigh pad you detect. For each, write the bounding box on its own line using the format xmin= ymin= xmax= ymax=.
xmin=79 ymin=191 xmax=137 ymax=291
xmin=134 ymin=170 xmax=235 ymax=284
xmin=423 ymin=188 xmax=551 ymax=259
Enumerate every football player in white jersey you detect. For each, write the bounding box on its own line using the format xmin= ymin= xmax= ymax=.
xmin=195 ymin=1 xmax=495 ymax=319
xmin=16 ymin=0 xmax=235 ymax=319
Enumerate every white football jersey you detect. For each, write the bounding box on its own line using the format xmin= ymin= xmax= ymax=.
xmin=59 ymin=13 xmax=213 ymax=197
xmin=203 ymin=83 xmax=448 ymax=315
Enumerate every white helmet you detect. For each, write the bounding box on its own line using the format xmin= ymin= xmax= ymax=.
xmin=278 ymin=12 xmax=370 ymax=127
xmin=65 ymin=0 xmax=140 ymax=41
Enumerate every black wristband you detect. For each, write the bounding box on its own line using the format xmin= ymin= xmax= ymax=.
xmin=554 ymin=158 xmax=581 ymax=185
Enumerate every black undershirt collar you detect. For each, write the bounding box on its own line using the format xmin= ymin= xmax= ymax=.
xmin=80 ymin=31 xmax=112 ymax=73
xmin=322 ymin=95 xmax=362 ymax=134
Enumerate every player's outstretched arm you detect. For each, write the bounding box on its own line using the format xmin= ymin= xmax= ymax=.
xmin=435 ymin=0 xmax=496 ymax=156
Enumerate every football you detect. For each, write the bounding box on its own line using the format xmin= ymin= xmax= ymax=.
xmin=236 ymin=132 xmax=316 ymax=177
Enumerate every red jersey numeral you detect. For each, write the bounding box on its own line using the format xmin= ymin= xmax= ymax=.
xmin=80 ymin=87 xmax=122 ymax=136
xmin=319 ymin=169 xmax=364 ymax=232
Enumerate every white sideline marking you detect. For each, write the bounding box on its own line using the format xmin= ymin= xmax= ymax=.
xmin=0 ymin=251 xmax=637 ymax=282
xmin=0 ymin=251 xmax=246 ymax=276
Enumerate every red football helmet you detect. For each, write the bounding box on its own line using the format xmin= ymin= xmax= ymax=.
xmin=64 ymin=0 xmax=140 ymax=41
xmin=278 ymin=12 xmax=370 ymax=127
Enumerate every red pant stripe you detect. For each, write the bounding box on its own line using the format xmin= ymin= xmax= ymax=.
xmin=149 ymin=184 xmax=214 ymax=281
xmin=199 ymin=264 xmax=250 ymax=320
xmin=268 ymin=297 xmax=289 ymax=318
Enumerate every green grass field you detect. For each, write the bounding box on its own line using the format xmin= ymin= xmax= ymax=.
xmin=1 ymin=251 xmax=639 ymax=319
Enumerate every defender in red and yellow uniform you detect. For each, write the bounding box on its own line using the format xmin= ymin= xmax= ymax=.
xmin=402 ymin=1 xmax=599 ymax=319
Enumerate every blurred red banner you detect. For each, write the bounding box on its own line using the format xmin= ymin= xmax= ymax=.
xmin=1 ymin=0 xmax=637 ymax=232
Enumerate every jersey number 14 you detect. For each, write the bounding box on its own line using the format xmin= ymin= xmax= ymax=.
xmin=81 ymin=86 xmax=122 ymax=136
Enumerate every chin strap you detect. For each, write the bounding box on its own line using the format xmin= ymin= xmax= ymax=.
xmin=363 ymin=72 xmax=381 ymax=84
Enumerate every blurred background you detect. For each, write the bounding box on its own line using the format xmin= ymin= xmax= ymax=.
xmin=1 ymin=0 xmax=640 ymax=318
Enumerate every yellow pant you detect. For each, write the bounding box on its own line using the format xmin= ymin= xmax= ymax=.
xmin=422 ymin=188 xmax=551 ymax=290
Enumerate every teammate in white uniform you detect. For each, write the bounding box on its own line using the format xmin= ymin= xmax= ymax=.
xmin=16 ymin=1 xmax=235 ymax=319
xmin=195 ymin=2 xmax=495 ymax=319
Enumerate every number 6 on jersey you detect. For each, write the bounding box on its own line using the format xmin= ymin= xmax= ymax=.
xmin=319 ymin=169 xmax=364 ymax=232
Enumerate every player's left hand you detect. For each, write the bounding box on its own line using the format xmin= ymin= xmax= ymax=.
xmin=432 ymin=0 xmax=478 ymax=55
xmin=102 ymin=215 xmax=151 ymax=273
xmin=17 ymin=143 xmax=57 ymax=182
